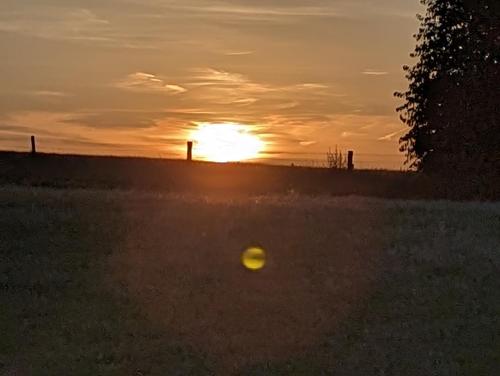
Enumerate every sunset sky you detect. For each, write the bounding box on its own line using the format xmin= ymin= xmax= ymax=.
xmin=0 ymin=0 xmax=423 ymax=169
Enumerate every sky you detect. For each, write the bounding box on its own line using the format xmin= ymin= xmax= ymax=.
xmin=0 ymin=0 xmax=424 ymax=169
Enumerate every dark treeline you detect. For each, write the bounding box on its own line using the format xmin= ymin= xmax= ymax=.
xmin=396 ymin=0 xmax=499 ymax=199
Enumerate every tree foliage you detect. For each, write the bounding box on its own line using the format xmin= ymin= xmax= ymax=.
xmin=396 ymin=0 xmax=499 ymax=181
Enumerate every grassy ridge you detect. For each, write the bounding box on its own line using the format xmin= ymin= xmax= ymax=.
xmin=1 ymin=187 xmax=499 ymax=375
xmin=0 ymin=152 xmax=432 ymax=199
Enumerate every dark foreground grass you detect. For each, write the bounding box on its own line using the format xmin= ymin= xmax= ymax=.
xmin=1 ymin=187 xmax=499 ymax=375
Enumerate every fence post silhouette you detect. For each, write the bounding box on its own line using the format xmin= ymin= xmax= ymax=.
xmin=31 ymin=136 xmax=36 ymax=156
xmin=347 ymin=151 xmax=354 ymax=171
xmin=187 ymin=141 xmax=193 ymax=161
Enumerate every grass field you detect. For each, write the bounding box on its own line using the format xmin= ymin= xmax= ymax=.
xmin=1 ymin=186 xmax=499 ymax=375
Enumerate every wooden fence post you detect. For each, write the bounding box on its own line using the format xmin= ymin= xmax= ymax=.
xmin=187 ymin=141 xmax=193 ymax=161
xmin=31 ymin=136 xmax=36 ymax=156
xmin=347 ymin=150 xmax=354 ymax=171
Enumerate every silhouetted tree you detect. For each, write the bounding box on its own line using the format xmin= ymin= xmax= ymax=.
xmin=396 ymin=0 xmax=499 ymax=192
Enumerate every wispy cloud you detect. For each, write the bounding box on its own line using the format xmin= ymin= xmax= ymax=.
xmin=115 ymin=72 xmax=187 ymax=94
xmin=276 ymin=102 xmax=300 ymax=110
xmin=296 ymin=83 xmax=329 ymax=89
xmin=180 ymin=67 xmax=337 ymax=111
xmin=137 ymin=2 xmax=342 ymax=21
xmin=362 ymin=69 xmax=389 ymax=76
xmin=224 ymin=50 xmax=255 ymax=56
xmin=28 ymin=91 xmax=70 ymax=98
xmin=189 ymin=68 xmax=249 ymax=85
xmin=341 ymin=131 xmax=367 ymax=138
xmin=0 ymin=8 xmax=112 ymax=42
xmin=231 ymin=98 xmax=259 ymax=105
xmin=129 ymin=0 xmax=421 ymax=22
xmin=189 ymin=68 xmax=333 ymax=95
xmin=378 ymin=128 xmax=406 ymax=141
xmin=167 ymin=108 xmax=218 ymax=115
xmin=299 ymin=140 xmax=317 ymax=146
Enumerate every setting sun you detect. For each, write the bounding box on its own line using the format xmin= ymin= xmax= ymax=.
xmin=190 ymin=123 xmax=264 ymax=162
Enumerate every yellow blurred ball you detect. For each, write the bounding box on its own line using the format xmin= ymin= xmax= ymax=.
xmin=242 ymin=247 xmax=266 ymax=270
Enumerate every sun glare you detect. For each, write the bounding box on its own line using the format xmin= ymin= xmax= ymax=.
xmin=191 ymin=123 xmax=264 ymax=162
